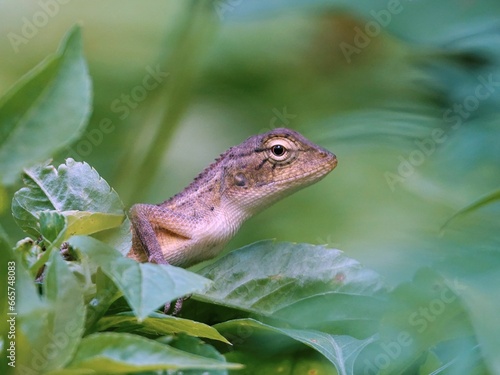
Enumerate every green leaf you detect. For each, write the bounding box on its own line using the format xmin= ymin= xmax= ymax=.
xmin=437 ymin=251 xmax=500 ymax=375
xmin=84 ymin=269 xmax=120 ymax=333
xmin=0 ymin=25 xmax=92 ymax=185
xmin=44 ymin=251 xmax=86 ymax=369
xmin=57 ymin=332 xmax=242 ymax=373
xmin=457 ymin=286 xmax=500 ymax=374
xmin=195 ymin=241 xmax=387 ymax=335
xmin=93 ymin=217 xmax=133 ymax=257
xmin=39 ymin=210 xmax=67 ymax=247
xmin=423 ymin=342 xmax=484 ymax=375
xmin=216 ymin=319 xmax=374 ymax=375
xmin=375 ymin=268 xmax=474 ymax=375
xmin=277 ymin=329 xmax=375 ymax=375
xmin=18 ymin=250 xmax=85 ymax=373
xmin=96 ymin=311 xmax=230 ymax=344
xmin=225 ymin=349 xmax=336 ymax=375
xmin=69 ymin=235 xmax=211 ymax=321
xmin=441 ymin=189 xmax=500 ymax=230
xmin=4 ymin=251 xmax=47 ymax=375
xmin=168 ymin=334 xmax=229 ymax=375
xmin=12 ymin=159 xmax=125 ymax=239
xmin=272 ymin=292 xmax=388 ymax=337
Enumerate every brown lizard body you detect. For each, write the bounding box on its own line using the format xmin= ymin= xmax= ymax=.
xmin=127 ymin=128 xmax=337 ymax=268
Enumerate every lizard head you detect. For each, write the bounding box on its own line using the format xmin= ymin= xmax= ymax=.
xmin=223 ymin=127 xmax=337 ymax=215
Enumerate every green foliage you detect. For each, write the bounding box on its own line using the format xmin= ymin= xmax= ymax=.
xmin=17 ymin=250 xmax=85 ymax=373
xmin=59 ymin=332 xmax=241 ymax=374
xmin=441 ymin=189 xmax=500 ymax=230
xmin=12 ymin=159 xmax=124 ymax=240
xmin=69 ymin=235 xmax=211 ymax=322
xmin=216 ymin=319 xmax=376 ymax=375
xmin=195 ymin=241 xmax=387 ymax=336
xmin=0 ymin=26 xmax=91 ymax=186
xmin=1 ymin=2 xmax=500 ymax=375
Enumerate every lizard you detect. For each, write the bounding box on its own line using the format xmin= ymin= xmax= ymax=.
xmin=127 ymin=128 xmax=337 ymax=269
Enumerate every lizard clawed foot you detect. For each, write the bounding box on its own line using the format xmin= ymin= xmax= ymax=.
xmin=163 ymin=295 xmax=191 ymax=316
xmin=142 ymin=254 xmax=188 ymax=315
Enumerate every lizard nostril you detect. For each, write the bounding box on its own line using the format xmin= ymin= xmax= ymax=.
xmin=234 ymin=172 xmax=247 ymax=187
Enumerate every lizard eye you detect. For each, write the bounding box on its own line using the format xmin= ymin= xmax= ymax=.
xmin=265 ymin=137 xmax=297 ymax=163
xmin=271 ymin=144 xmax=286 ymax=157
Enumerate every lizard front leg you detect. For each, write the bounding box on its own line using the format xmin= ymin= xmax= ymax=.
xmin=128 ymin=203 xmax=195 ymax=314
xmin=129 ymin=204 xmax=169 ymax=265
xmin=128 ymin=203 xmax=198 ymax=265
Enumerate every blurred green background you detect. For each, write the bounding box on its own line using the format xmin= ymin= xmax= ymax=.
xmin=1 ymin=0 xmax=499 ymax=285
xmin=2 ymin=0 xmax=500 ymax=373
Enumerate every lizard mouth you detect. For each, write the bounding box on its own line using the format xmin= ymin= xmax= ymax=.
xmin=272 ymin=151 xmax=337 ymax=187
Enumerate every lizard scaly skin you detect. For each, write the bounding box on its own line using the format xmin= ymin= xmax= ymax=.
xmin=128 ymin=128 xmax=337 ymax=268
